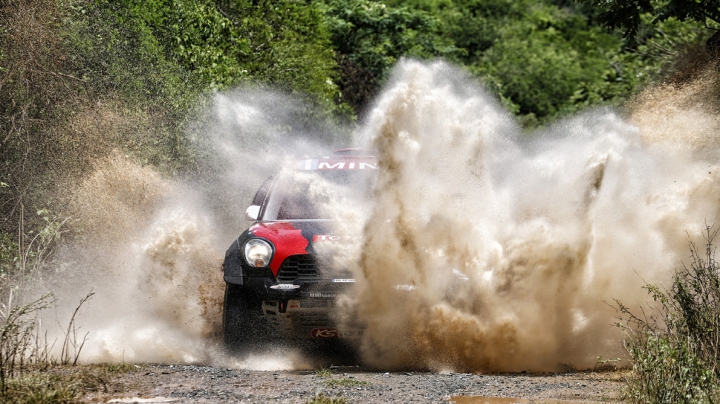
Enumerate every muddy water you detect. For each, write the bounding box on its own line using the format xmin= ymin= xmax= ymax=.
xmin=449 ymin=397 xmax=582 ymax=404
xmin=45 ymin=60 xmax=720 ymax=373
xmin=349 ymin=60 xmax=720 ymax=372
xmin=449 ymin=397 xmax=534 ymax=404
xmin=49 ymin=93 xmax=337 ymax=368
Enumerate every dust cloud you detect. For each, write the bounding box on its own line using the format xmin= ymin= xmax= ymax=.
xmin=46 ymin=91 xmax=336 ymax=369
xmin=349 ymin=59 xmax=720 ymax=372
xmin=45 ymin=59 xmax=720 ymax=373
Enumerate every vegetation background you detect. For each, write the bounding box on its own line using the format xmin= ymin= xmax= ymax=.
xmin=1 ymin=0 xmax=720 ymax=402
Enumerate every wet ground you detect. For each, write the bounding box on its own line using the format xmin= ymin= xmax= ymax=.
xmin=86 ymin=364 xmax=627 ymax=403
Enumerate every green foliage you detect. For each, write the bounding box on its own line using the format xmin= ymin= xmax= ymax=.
xmin=376 ymin=0 xmax=631 ymax=123
xmin=0 ymin=362 xmax=136 ymax=403
xmin=0 ymin=291 xmax=96 ymax=402
xmin=0 ymin=233 xmax=17 ymax=280
xmin=377 ymin=0 xmax=713 ymax=125
xmin=2 ymin=0 xmax=354 ymax=248
xmin=320 ymin=0 xmax=459 ymax=112
xmin=0 ymin=209 xmax=68 ymax=280
xmin=590 ymin=0 xmax=720 ymax=40
xmin=323 ymin=376 xmax=370 ymax=388
xmin=306 ymin=392 xmax=347 ymax=404
xmin=453 ymin=1 xmax=639 ymax=120
xmin=0 ymin=0 xmax=93 ymax=238
xmin=0 ymin=294 xmax=54 ymax=391
xmin=1 ymin=373 xmax=78 ymax=404
xmin=62 ymin=0 xmax=348 ymax=168
xmin=152 ymin=0 xmax=341 ymax=100
xmin=315 ymin=368 xmax=369 ymax=388
xmin=67 ymin=0 xmax=341 ymax=99
xmin=617 ymin=226 xmax=720 ymax=403
xmin=96 ymin=362 xmax=135 ymax=373
xmin=315 ymin=367 xmax=334 ymax=378
xmin=625 ymin=333 xmax=718 ymax=403
xmin=473 ymin=4 xmax=608 ymax=117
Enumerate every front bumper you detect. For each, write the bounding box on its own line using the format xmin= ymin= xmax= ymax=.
xmin=238 ymin=277 xmax=363 ymax=340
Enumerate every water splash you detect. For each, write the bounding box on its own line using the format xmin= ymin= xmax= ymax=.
xmin=351 ymin=59 xmax=720 ymax=372
xmin=47 ymin=92 xmax=339 ymax=369
xmin=45 ymin=59 xmax=720 ymax=373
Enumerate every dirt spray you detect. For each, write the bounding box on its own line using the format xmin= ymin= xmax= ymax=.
xmin=49 ymin=90 xmax=340 ymax=369
xmin=45 ymin=60 xmax=720 ymax=372
xmin=350 ymin=59 xmax=720 ymax=372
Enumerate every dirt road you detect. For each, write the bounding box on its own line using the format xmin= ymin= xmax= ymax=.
xmin=85 ymin=364 xmax=626 ymax=403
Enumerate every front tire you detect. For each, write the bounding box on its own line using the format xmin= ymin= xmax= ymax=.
xmin=222 ymin=283 xmax=270 ymax=352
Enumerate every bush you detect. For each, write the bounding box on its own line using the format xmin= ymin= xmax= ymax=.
xmin=618 ymin=225 xmax=720 ymax=403
xmin=320 ymin=0 xmax=459 ymax=114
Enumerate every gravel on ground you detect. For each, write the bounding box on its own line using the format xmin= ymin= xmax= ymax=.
xmin=83 ymin=364 xmax=627 ymax=403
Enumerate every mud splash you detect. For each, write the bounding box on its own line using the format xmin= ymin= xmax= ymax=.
xmin=47 ymin=91 xmax=339 ymax=369
xmin=45 ymin=59 xmax=720 ymax=373
xmin=55 ymin=154 xmax=224 ymax=364
xmin=350 ymin=60 xmax=720 ymax=372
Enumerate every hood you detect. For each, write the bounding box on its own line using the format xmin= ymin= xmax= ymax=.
xmin=249 ymin=220 xmax=347 ymax=275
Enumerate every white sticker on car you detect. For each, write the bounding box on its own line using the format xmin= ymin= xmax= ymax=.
xmin=297 ymin=158 xmax=378 ymax=171
xmin=270 ymin=284 xmax=300 ymax=290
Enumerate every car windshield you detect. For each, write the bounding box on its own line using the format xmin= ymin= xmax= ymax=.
xmin=262 ymin=169 xmax=374 ymax=221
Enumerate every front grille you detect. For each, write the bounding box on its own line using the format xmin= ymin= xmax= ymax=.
xmin=276 ymin=255 xmax=318 ymax=282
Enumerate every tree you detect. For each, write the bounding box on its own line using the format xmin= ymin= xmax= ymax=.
xmin=465 ymin=0 xmax=638 ymax=120
xmin=320 ymin=0 xmax=459 ymax=114
xmin=590 ymin=0 xmax=720 ymax=43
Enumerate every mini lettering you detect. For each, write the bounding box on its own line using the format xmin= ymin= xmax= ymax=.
xmin=317 ymin=161 xmax=345 ymax=169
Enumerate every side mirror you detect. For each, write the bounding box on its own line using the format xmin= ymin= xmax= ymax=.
xmin=245 ymin=205 xmax=260 ymax=221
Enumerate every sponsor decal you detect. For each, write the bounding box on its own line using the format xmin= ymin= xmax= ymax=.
xmin=332 ymin=278 xmax=355 ymax=283
xmin=338 ymin=329 xmax=364 ymax=338
xmin=270 ymin=284 xmax=300 ymax=290
xmin=302 ymin=292 xmax=337 ymax=298
xmin=300 ymin=299 xmax=330 ymax=308
xmin=313 ymin=234 xmax=362 ymax=243
xmin=297 ymin=158 xmax=378 ymax=171
xmin=311 ymin=328 xmax=339 ymax=338
xmin=313 ymin=234 xmax=341 ymax=242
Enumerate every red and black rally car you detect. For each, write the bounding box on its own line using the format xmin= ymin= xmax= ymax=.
xmin=222 ymin=149 xmax=376 ymax=349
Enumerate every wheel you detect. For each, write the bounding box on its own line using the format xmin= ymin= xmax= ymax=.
xmin=222 ymin=283 xmax=270 ymax=351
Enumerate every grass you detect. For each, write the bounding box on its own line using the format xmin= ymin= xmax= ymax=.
xmin=0 ymin=363 xmax=139 ymax=404
xmin=306 ymin=392 xmax=347 ymax=404
xmin=2 ymin=373 xmax=78 ymax=404
xmin=0 ymin=292 xmax=98 ymax=402
xmin=315 ymin=367 xmax=370 ymax=388
xmin=322 ymin=377 xmax=370 ymax=388
xmin=616 ymin=225 xmax=720 ymax=403
xmin=96 ymin=362 xmax=136 ymax=374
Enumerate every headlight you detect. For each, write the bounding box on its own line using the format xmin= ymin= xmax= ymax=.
xmin=244 ymin=238 xmax=274 ymax=267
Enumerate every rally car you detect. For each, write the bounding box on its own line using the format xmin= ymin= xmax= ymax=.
xmin=222 ymin=149 xmax=377 ymax=350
